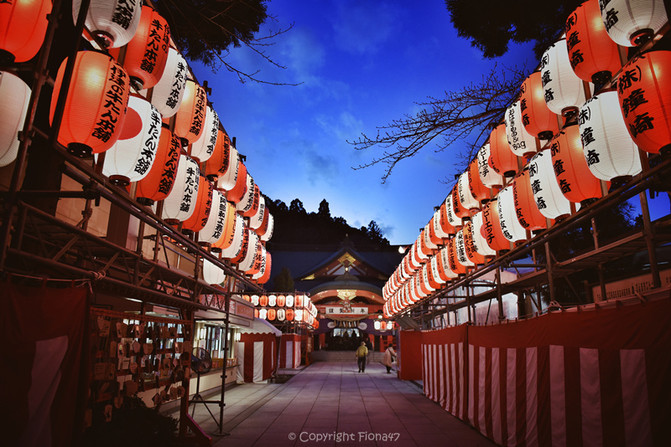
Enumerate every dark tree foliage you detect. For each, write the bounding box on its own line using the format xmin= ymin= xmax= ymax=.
xmin=445 ymin=0 xmax=583 ymax=59
xmin=273 ymin=267 xmax=295 ymax=292
xmin=155 ymin=0 xmax=268 ymax=66
xmin=264 ymin=196 xmax=391 ymax=249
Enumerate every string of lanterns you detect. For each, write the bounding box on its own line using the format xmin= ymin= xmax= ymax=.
xmin=0 ymin=0 xmax=274 ymax=287
xmin=241 ymin=294 xmax=320 ymax=328
xmin=383 ymin=0 xmax=669 ymax=318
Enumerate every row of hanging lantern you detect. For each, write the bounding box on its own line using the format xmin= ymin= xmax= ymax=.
xmin=0 ymin=1 xmax=275 ymax=286
xmin=373 ymin=320 xmax=394 ymax=332
xmin=243 ymin=293 xmax=319 ymax=327
xmin=254 ymin=307 xmax=319 ymax=328
xmin=382 ymin=0 xmax=670 ymax=318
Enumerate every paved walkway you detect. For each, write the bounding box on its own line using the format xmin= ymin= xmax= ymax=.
xmin=183 ymin=361 xmax=496 ymax=447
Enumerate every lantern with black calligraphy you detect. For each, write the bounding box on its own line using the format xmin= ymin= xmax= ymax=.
xmin=182 ymin=176 xmax=213 ymax=233
xmin=268 ymin=294 xmax=277 ymax=307
xmin=551 ymin=125 xmax=604 ymax=202
xmin=239 ymin=231 xmax=261 ymax=273
xmin=477 ymin=143 xmax=504 ymax=189
xmin=162 ymin=155 xmax=200 ymax=223
xmin=0 ymin=0 xmax=51 ymax=63
xmin=190 ymin=105 xmax=219 ymax=162
xmin=254 ymin=206 xmax=270 ymax=236
xmin=513 ymin=168 xmax=548 ymax=231
xmin=447 ymin=237 xmax=467 ymax=275
xmin=198 ymin=189 xmax=228 ymax=245
xmin=565 ymin=0 xmax=621 ymax=86
xmin=579 ymin=90 xmax=642 ymax=180
xmin=285 ymin=295 xmax=294 ymax=308
xmin=426 ymin=216 xmax=443 ymax=247
xmin=451 ymin=184 xmax=469 ymax=219
xmin=210 ymin=200 xmax=236 ymax=251
xmin=471 ymin=211 xmax=497 ymax=257
xmin=174 ymin=80 xmax=206 ymax=144
xmin=429 ymin=256 xmax=447 ymax=287
xmin=468 ymin=158 xmax=490 ymax=203
xmin=618 ymin=51 xmax=671 ymax=154
xmin=433 ymin=205 xmax=455 ymax=239
xmin=520 ymin=72 xmax=560 ymax=140
xmin=267 ymin=308 xmax=276 ymax=321
xmin=216 ymin=142 xmax=239 ymax=189
xmin=149 ymin=47 xmax=187 ymax=118
xmin=249 ymin=196 xmax=266 ymax=231
xmin=286 ymin=308 xmax=294 ymax=321
xmin=202 ymin=257 xmax=225 ymax=285
xmin=540 ymin=39 xmax=588 ymax=117
xmin=481 ymin=199 xmax=510 ymax=252
xmin=205 ymin=130 xmax=230 ymax=180
xmin=463 ymin=221 xmax=486 ymax=265
xmin=497 ymin=184 xmax=528 ymax=243
xmin=458 ymin=171 xmax=480 ymax=213
xmin=423 ymin=222 xmax=440 ymax=253
xmin=117 ymin=5 xmax=169 ymax=90
xmin=488 ymin=123 xmax=518 ymax=177
xmin=0 ymin=71 xmax=30 ymax=167
xmin=600 ymin=0 xmax=667 ymax=46
xmin=221 ymin=213 xmax=244 ymax=260
xmin=443 ymin=194 xmax=463 ymax=230
xmin=438 ymin=246 xmax=458 ymax=281
xmin=277 ymin=308 xmax=285 ymax=322
xmin=236 ymin=175 xmax=258 ymax=216
xmin=254 ymin=252 xmax=272 ymax=284
xmin=422 ymin=264 xmax=439 ymax=293
xmin=259 ymin=294 xmax=268 ymax=307
xmin=528 ymin=149 xmax=573 ymax=220
xmin=455 ymin=230 xmax=475 ymax=269
xmin=102 ymin=95 xmax=161 ymax=186
xmin=506 ymin=100 xmax=537 ymax=157
xmin=50 ymin=51 xmax=130 ymax=157
xmin=227 ymin=161 xmax=248 ymax=203
xmin=295 ymin=295 xmax=304 ymax=308
xmin=275 ymin=295 xmax=285 ymax=307
xmin=136 ymin=126 xmax=180 ymax=205
xmin=72 ymin=0 xmax=142 ymax=49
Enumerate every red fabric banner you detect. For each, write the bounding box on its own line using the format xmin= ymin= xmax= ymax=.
xmin=239 ymin=333 xmax=277 ymax=383
xmin=404 ymin=298 xmax=671 ymax=447
xmin=0 ymin=281 xmax=88 ymax=447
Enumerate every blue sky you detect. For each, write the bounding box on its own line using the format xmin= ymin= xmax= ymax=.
xmin=192 ymin=0 xmax=668 ymax=244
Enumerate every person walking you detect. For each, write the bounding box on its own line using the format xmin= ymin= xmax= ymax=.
xmin=355 ymin=341 xmax=368 ymax=372
xmin=382 ymin=345 xmax=397 ymax=374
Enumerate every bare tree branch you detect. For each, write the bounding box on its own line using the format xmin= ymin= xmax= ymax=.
xmin=349 ymin=65 xmax=527 ymax=182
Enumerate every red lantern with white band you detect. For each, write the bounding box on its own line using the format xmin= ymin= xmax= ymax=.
xmin=72 ymin=0 xmax=142 ymax=48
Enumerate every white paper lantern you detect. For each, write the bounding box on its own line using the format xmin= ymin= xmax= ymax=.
xmin=259 ymin=308 xmax=267 ymax=320
xmin=260 ymin=213 xmax=274 ymax=242
xmin=471 ymin=211 xmax=497 ymax=257
xmin=497 ymin=185 xmax=528 ymax=242
xmin=423 ymin=223 xmax=439 ymax=251
xmin=600 ymin=0 xmax=668 ymax=46
xmin=190 ymin=105 xmax=219 ymax=162
xmin=458 ymin=171 xmax=480 ymax=211
xmin=455 ymin=230 xmax=474 ymax=267
xmin=0 ymin=72 xmax=30 ymax=168
xmin=444 ymin=194 xmax=463 ymax=228
xmin=477 ymin=143 xmax=504 ymax=188
xmin=429 ymin=256 xmax=448 ymax=286
xmin=216 ymin=144 xmax=240 ymax=191
xmin=251 ymin=294 xmax=259 ymax=306
xmin=285 ymin=294 xmax=294 ymax=308
xmin=578 ymin=90 xmax=642 ymax=180
xmin=239 ymin=230 xmax=260 ymax=272
xmin=202 ymin=257 xmax=225 ymax=285
xmin=277 ymin=308 xmax=286 ymax=321
xmin=198 ymin=190 xmax=227 ymax=244
xmin=541 ymin=39 xmax=588 ymax=116
xmin=73 ymin=0 xmax=142 ymax=48
xmin=294 ymin=309 xmax=303 ymax=322
xmin=438 ymin=246 xmax=458 ymax=279
xmin=221 ymin=213 xmax=244 ymax=259
xmin=162 ymin=155 xmax=200 ymax=222
xmin=505 ymin=100 xmax=538 ymax=157
xmin=421 ymin=265 xmax=436 ymax=293
xmin=528 ymin=150 xmax=573 ymax=219
xmin=250 ymin=196 xmax=266 ymax=230
xmin=148 ymin=48 xmax=188 ymax=118
xmin=102 ymin=95 xmax=160 ymax=185
xmin=236 ymin=174 xmax=255 ymax=212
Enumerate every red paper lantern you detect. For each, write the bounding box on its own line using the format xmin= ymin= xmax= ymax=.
xmin=227 ymin=161 xmax=248 ymax=203
xmin=617 ymin=51 xmax=671 ymax=154
xmin=447 ymin=237 xmax=467 ymax=275
xmin=50 ymin=51 xmax=130 ymax=157
xmin=136 ymin=126 xmax=181 ymax=205
xmin=286 ymin=309 xmax=294 ymax=321
xmin=267 ymin=308 xmax=276 ymax=321
xmin=255 ymin=252 xmax=272 ymax=284
xmin=230 ymin=225 xmax=250 ymax=264
xmin=174 ymin=80 xmax=206 ymax=144
xmin=182 ymin=176 xmax=214 ymax=232
xmin=116 ymin=5 xmax=169 ymax=90
xmin=520 ymin=72 xmax=560 ymax=140
xmin=463 ymin=221 xmax=486 ymax=265
xmin=259 ymin=294 xmax=269 ymax=307
xmin=468 ymin=158 xmax=490 ymax=203
xmin=204 ymin=130 xmax=230 ymax=180
xmin=481 ymin=199 xmax=510 ymax=252
xmin=513 ymin=169 xmax=548 ymax=231
xmin=550 ymin=125 xmax=604 ymax=202
xmin=0 ymin=0 xmax=51 ymax=63
xmin=565 ymin=0 xmax=621 ymax=85
xmin=488 ymin=123 xmax=518 ymax=177
xmin=277 ymin=295 xmax=286 ymax=307
xmin=451 ymin=185 xmax=469 ymax=219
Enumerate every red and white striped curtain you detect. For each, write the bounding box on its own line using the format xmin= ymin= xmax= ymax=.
xmin=413 ymin=297 xmax=671 ymax=446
